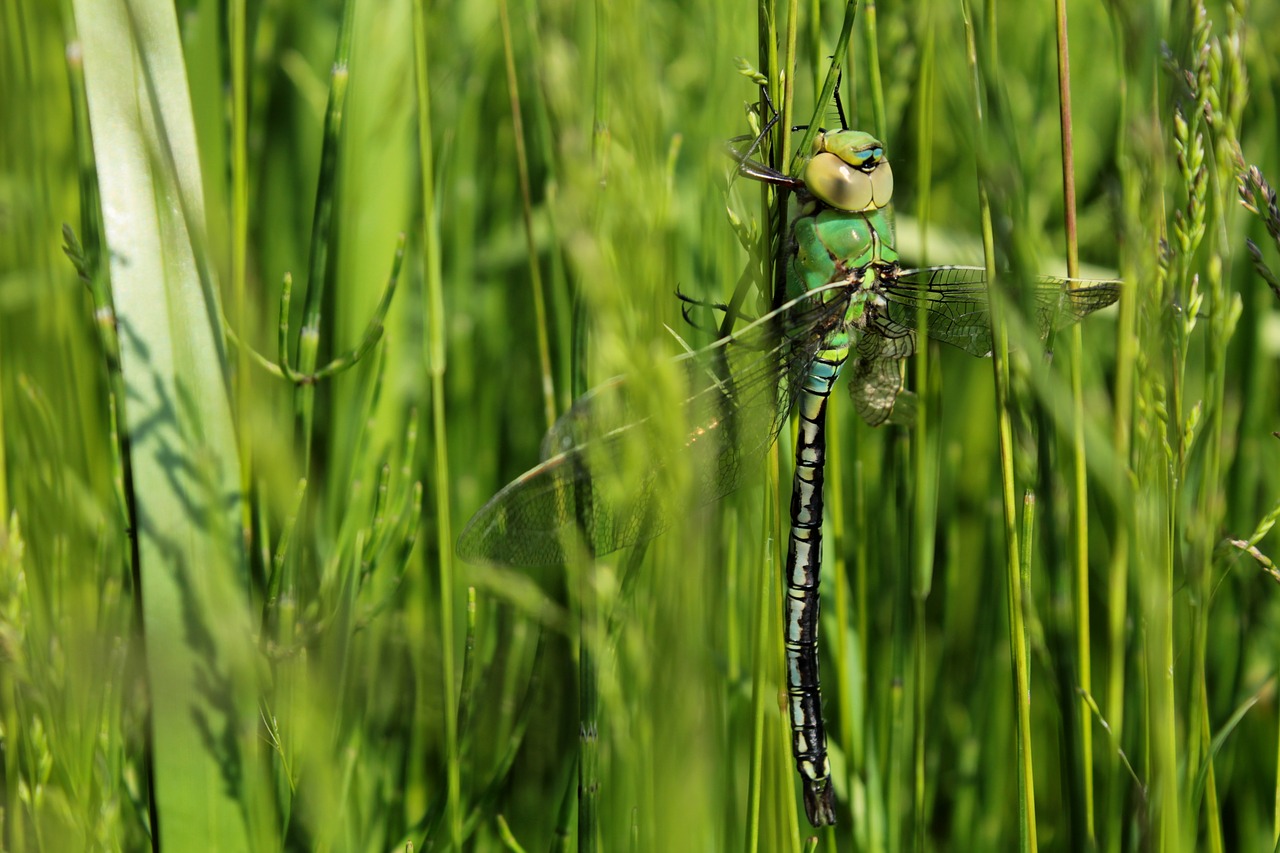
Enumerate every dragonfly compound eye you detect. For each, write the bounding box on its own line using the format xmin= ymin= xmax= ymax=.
xmin=804 ymin=152 xmax=894 ymax=212
xmin=869 ymin=160 xmax=893 ymax=206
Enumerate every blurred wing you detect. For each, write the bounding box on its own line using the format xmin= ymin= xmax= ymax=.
xmin=457 ymin=286 xmax=852 ymax=566
xmin=881 ymin=266 xmax=1121 ymax=357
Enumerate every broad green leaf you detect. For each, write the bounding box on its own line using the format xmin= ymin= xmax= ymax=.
xmin=73 ymin=1 xmax=271 ymax=849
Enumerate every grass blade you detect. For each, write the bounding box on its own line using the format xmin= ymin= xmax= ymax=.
xmin=72 ymin=0 xmax=266 ymax=848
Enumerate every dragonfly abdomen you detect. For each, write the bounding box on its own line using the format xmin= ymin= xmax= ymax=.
xmin=784 ymin=344 xmax=847 ymax=827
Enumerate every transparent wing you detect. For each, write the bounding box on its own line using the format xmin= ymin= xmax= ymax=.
xmin=848 ymin=326 xmax=913 ymax=427
xmin=457 ymin=286 xmax=852 ymax=566
xmin=879 ymin=266 xmax=1121 ymax=357
xmin=842 ymin=266 xmax=1119 ymax=426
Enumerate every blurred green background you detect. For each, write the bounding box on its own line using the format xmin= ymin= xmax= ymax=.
xmin=2 ymin=0 xmax=1279 ymax=850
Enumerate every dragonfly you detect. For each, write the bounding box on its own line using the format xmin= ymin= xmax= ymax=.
xmin=457 ymin=107 xmax=1120 ymax=827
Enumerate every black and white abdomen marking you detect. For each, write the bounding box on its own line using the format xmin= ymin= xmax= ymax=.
xmin=785 ymin=343 xmax=848 ymax=827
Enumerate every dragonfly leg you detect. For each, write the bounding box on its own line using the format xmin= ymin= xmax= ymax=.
xmin=675 ymin=286 xmax=729 ymax=313
xmin=675 ymin=287 xmax=765 ymax=338
xmin=676 ymin=290 xmax=727 ymax=334
xmin=832 ymin=67 xmax=848 ymax=130
xmin=726 ymin=86 xmax=809 ymax=191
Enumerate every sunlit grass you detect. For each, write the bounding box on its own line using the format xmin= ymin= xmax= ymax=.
xmin=2 ymin=0 xmax=1279 ymax=851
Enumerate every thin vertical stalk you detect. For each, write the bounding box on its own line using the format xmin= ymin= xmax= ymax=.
xmin=1140 ymin=30 xmax=1178 ymax=841
xmin=1198 ymin=681 xmax=1224 ymax=853
xmin=807 ymin=0 xmax=821 ymax=93
xmin=988 ymin=201 xmax=1037 ymax=853
xmin=410 ymin=1 xmax=460 ymax=845
xmin=745 ymin=479 xmax=778 ymax=853
xmin=1102 ymin=7 xmax=1140 ymax=850
xmin=854 ymin=455 xmax=869 ymax=823
xmin=591 ymin=0 xmax=607 ymax=163
xmin=1050 ymin=2 xmax=1080 ymax=278
xmin=792 ymin=2 xmax=858 ymax=174
xmin=911 ymin=16 xmax=937 ymax=853
xmin=745 ymin=3 xmax=778 ymax=844
xmin=552 ymin=756 xmax=576 ymax=853
xmin=293 ymin=0 xmax=354 ymax=470
xmin=0 ymin=3 xmax=12 ymax=533
xmin=1021 ymin=490 xmax=1037 ymax=691
xmin=862 ymin=0 xmax=886 ymax=141
xmin=228 ymin=0 xmax=252 ymax=541
xmin=575 ymin=2 xmax=610 ymax=848
xmin=911 ymin=594 xmax=925 ymax=852
xmin=779 ymin=0 xmax=799 ymax=173
xmin=1192 ymin=10 xmax=1247 ymax=849
xmin=779 ymin=1 xmax=800 ymax=831
xmin=578 ymin=612 xmax=600 ymax=853
xmin=498 ymin=0 xmax=557 ymax=433
xmin=518 ymin=0 xmax=571 ymax=416
xmin=1052 ymin=0 xmax=1095 ymax=842
xmin=887 ymin=440 xmax=912 ymax=852
xmin=961 ymin=3 xmax=1036 ymax=848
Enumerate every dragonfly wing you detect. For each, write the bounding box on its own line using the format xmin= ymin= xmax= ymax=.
xmin=879 ymin=266 xmax=996 ymax=356
xmin=848 ymin=325 xmax=914 ymax=427
xmin=881 ymin=266 xmax=1120 ymax=357
xmin=455 ymin=443 xmax=667 ymax=566
xmin=1033 ymin=278 xmax=1122 ymax=331
xmin=457 ymin=288 xmax=851 ymax=566
xmin=540 ymin=376 xmax=622 ymax=461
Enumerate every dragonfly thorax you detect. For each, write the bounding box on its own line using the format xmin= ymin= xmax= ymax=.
xmin=786 ymin=196 xmax=900 ymax=305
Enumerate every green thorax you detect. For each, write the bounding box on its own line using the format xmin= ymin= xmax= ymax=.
xmin=782 ymin=129 xmax=899 ymax=334
xmin=786 ymin=201 xmax=898 ymax=299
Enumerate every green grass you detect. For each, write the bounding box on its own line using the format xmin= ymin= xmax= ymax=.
xmin=3 ymin=0 xmax=1280 ymax=850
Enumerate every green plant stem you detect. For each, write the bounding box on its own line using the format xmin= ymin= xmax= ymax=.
xmin=228 ymin=0 xmax=253 ymax=547
xmin=962 ymin=4 xmax=1036 ymax=847
xmin=780 ymin=0 xmax=798 ymax=172
xmin=862 ymin=0 xmax=886 ymax=140
xmin=410 ymin=1 xmax=461 ymax=845
xmin=1101 ymin=8 xmax=1142 ymax=851
xmin=792 ymin=1 xmax=857 ymax=174
xmin=1052 ymin=0 xmax=1095 ymax=842
xmin=911 ymin=15 xmax=936 ymax=853
xmin=854 ymin=459 xmax=868 ymax=756
xmin=745 ymin=469 xmax=776 ymax=853
xmin=293 ymin=0 xmax=353 ymax=472
xmin=498 ymin=0 xmax=557 ymax=433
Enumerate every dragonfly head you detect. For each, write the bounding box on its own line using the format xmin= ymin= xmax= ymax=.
xmin=803 ymin=130 xmax=894 ymax=213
